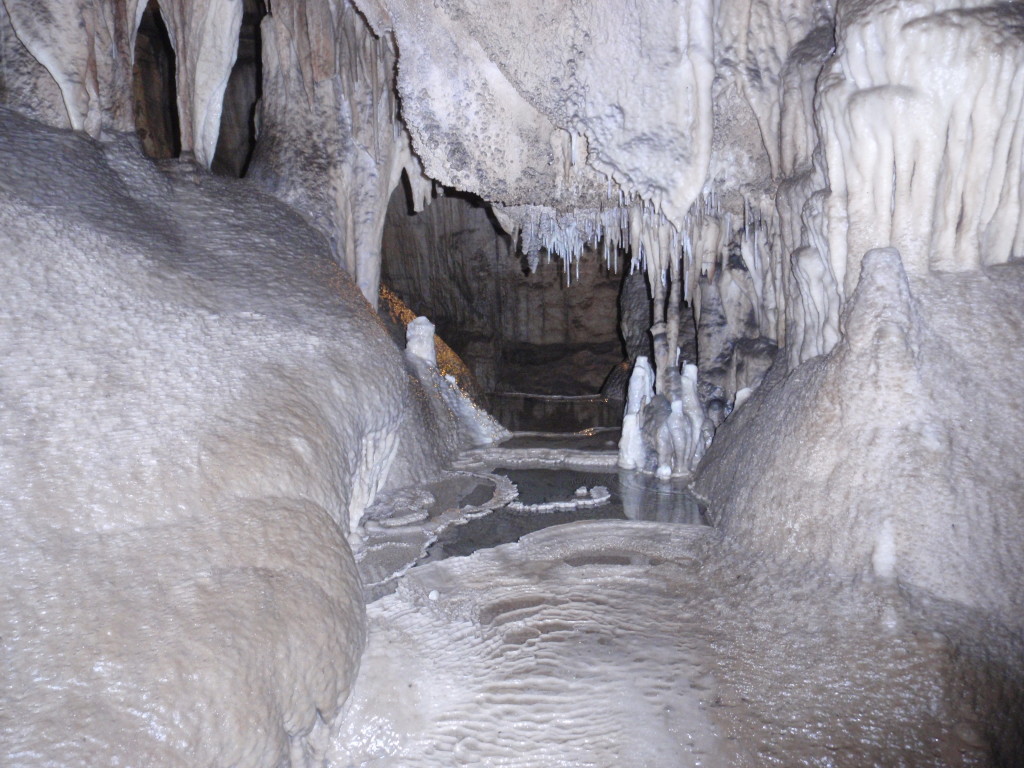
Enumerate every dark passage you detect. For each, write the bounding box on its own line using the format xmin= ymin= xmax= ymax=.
xmin=132 ymin=0 xmax=180 ymax=159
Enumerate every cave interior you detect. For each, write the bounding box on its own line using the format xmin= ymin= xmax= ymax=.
xmin=1 ymin=0 xmax=1023 ymax=765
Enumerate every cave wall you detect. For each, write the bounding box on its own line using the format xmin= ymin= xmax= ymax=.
xmin=245 ymin=0 xmax=431 ymax=304
xmin=0 ymin=0 xmax=242 ymax=164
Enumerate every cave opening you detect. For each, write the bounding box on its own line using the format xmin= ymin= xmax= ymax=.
xmin=211 ymin=0 xmax=266 ymax=177
xmin=131 ymin=0 xmax=180 ymax=160
xmin=379 ymin=177 xmax=653 ymax=432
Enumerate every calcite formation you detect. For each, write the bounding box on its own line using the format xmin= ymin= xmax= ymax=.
xmin=1 ymin=0 xmax=1023 ymax=764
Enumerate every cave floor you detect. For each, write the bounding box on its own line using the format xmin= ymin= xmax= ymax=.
xmin=345 ymin=429 xmax=994 ymax=767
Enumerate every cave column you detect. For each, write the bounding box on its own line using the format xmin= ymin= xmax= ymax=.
xmin=157 ymin=0 xmax=243 ymax=166
xmin=248 ymin=0 xmax=420 ymax=306
xmin=2 ymin=0 xmax=140 ymax=135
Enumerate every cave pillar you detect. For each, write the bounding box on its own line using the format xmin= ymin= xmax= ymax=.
xmin=248 ymin=0 xmax=421 ymax=306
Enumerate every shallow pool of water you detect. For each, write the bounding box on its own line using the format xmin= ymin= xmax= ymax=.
xmin=423 ymin=466 xmax=707 ymax=561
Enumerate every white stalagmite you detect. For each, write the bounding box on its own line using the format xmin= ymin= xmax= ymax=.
xmin=697 ymin=247 xmax=1024 ymax=626
xmin=404 ymin=316 xmax=511 ymax=450
xmin=618 ymin=355 xmax=655 ymax=470
xmin=620 ymin=352 xmax=711 ymax=478
xmin=654 ymin=363 xmax=711 ymax=479
xmin=405 ymin=316 xmax=437 ymax=367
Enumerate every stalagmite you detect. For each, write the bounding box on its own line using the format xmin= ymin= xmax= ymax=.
xmin=405 ymin=316 xmax=437 ymax=367
xmin=697 ymin=247 xmax=1024 ymax=625
xmin=618 ymin=356 xmax=655 ymax=471
xmin=404 ymin=316 xmax=511 ymax=450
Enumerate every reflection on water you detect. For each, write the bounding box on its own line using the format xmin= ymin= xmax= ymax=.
xmin=498 ymin=427 xmax=621 ymax=452
xmin=617 ymin=469 xmax=706 ymax=524
xmin=423 ymin=466 xmax=707 ymax=561
xmin=503 ymin=466 xmax=706 ymax=525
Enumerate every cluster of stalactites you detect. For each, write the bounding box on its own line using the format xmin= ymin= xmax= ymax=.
xmin=496 ymin=195 xmax=692 ymax=284
xmin=493 ymin=185 xmax=783 ymax=478
xmin=769 ymin=0 xmax=1024 ymax=367
xmin=496 ymin=186 xmax=781 ymax=352
xmin=818 ymin=0 xmax=1024 ymax=297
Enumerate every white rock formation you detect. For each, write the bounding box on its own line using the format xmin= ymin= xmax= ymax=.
xmin=356 ymin=0 xmax=714 ymax=227
xmin=405 ymin=316 xmax=511 ymax=448
xmin=0 ymin=0 xmax=428 ymax=305
xmin=697 ymin=248 xmax=1024 ymax=626
xmin=354 ymin=0 xmax=718 ymax=343
xmin=1 ymin=0 xmax=1023 ymax=761
xmin=247 ymin=0 xmax=431 ymax=305
xmin=818 ymin=0 xmax=1024 ymax=291
xmin=618 ymin=356 xmax=655 ymax=471
xmin=405 ymin=316 xmax=438 ymax=367
xmin=619 ymin=356 xmax=710 ymax=477
xmin=0 ymin=109 xmax=457 ymax=766
xmin=3 ymin=0 xmax=1021 ymax=387
xmin=1 ymin=0 xmax=242 ymax=165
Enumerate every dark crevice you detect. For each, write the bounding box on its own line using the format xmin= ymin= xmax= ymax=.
xmin=212 ymin=0 xmax=266 ymax=177
xmin=132 ymin=0 xmax=180 ymax=160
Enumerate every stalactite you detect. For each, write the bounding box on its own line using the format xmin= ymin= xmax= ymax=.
xmin=818 ymin=0 xmax=1024 ymax=299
